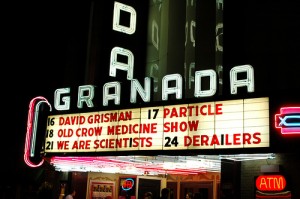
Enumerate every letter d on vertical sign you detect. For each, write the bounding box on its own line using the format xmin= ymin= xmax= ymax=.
xmin=113 ymin=2 xmax=137 ymax=35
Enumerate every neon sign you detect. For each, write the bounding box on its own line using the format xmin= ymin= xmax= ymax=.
xmin=24 ymin=96 xmax=52 ymax=167
xmin=51 ymin=1 xmax=251 ymax=111
xmin=52 ymin=65 xmax=255 ymax=111
xmin=121 ymin=178 xmax=134 ymax=191
xmin=256 ymin=175 xmax=286 ymax=191
xmin=275 ymin=107 xmax=300 ymax=135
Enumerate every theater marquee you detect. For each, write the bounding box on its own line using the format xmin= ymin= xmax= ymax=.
xmin=44 ymin=97 xmax=269 ymax=153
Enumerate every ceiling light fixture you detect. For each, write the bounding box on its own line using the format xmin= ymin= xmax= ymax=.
xmin=48 ymin=153 xmax=274 ymax=175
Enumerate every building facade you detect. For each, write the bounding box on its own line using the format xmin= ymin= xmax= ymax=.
xmin=23 ymin=1 xmax=300 ymax=199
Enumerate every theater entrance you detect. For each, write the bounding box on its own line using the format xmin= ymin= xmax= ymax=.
xmin=180 ymin=182 xmax=213 ymax=199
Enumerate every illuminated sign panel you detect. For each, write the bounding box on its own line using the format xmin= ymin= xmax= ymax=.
xmin=44 ymin=97 xmax=269 ymax=153
xmin=256 ymin=175 xmax=287 ymax=191
xmin=121 ymin=178 xmax=134 ymax=191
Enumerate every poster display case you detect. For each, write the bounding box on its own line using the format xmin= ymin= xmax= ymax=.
xmin=89 ymin=180 xmax=115 ymax=199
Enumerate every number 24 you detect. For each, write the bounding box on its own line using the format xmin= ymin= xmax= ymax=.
xmin=164 ymin=136 xmax=179 ymax=147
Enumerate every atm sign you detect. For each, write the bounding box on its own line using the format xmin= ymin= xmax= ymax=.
xmin=256 ymin=175 xmax=286 ymax=191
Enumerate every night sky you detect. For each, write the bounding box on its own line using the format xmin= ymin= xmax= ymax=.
xmin=3 ymin=2 xmax=91 ymax=186
xmin=2 ymin=0 xmax=300 ymax=190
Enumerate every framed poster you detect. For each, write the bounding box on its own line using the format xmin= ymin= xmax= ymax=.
xmin=89 ymin=180 xmax=115 ymax=199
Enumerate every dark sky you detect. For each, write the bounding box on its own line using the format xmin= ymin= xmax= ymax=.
xmin=3 ymin=2 xmax=91 ymax=184
xmin=3 ymin=0 xmax=300 ymax=186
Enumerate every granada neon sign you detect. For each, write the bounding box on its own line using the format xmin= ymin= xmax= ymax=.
xmin=256 ymin=175 xmax=286 ymax=191
xmin=51 ymin=1 xmax=251 ymax=110
xmin=275 ymin=107 xmax=300 ymax=135
xmin=24 ymin=1 xmax=262 ymax=166
xmin=53 ymin=64 xmax=254 ymax=111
